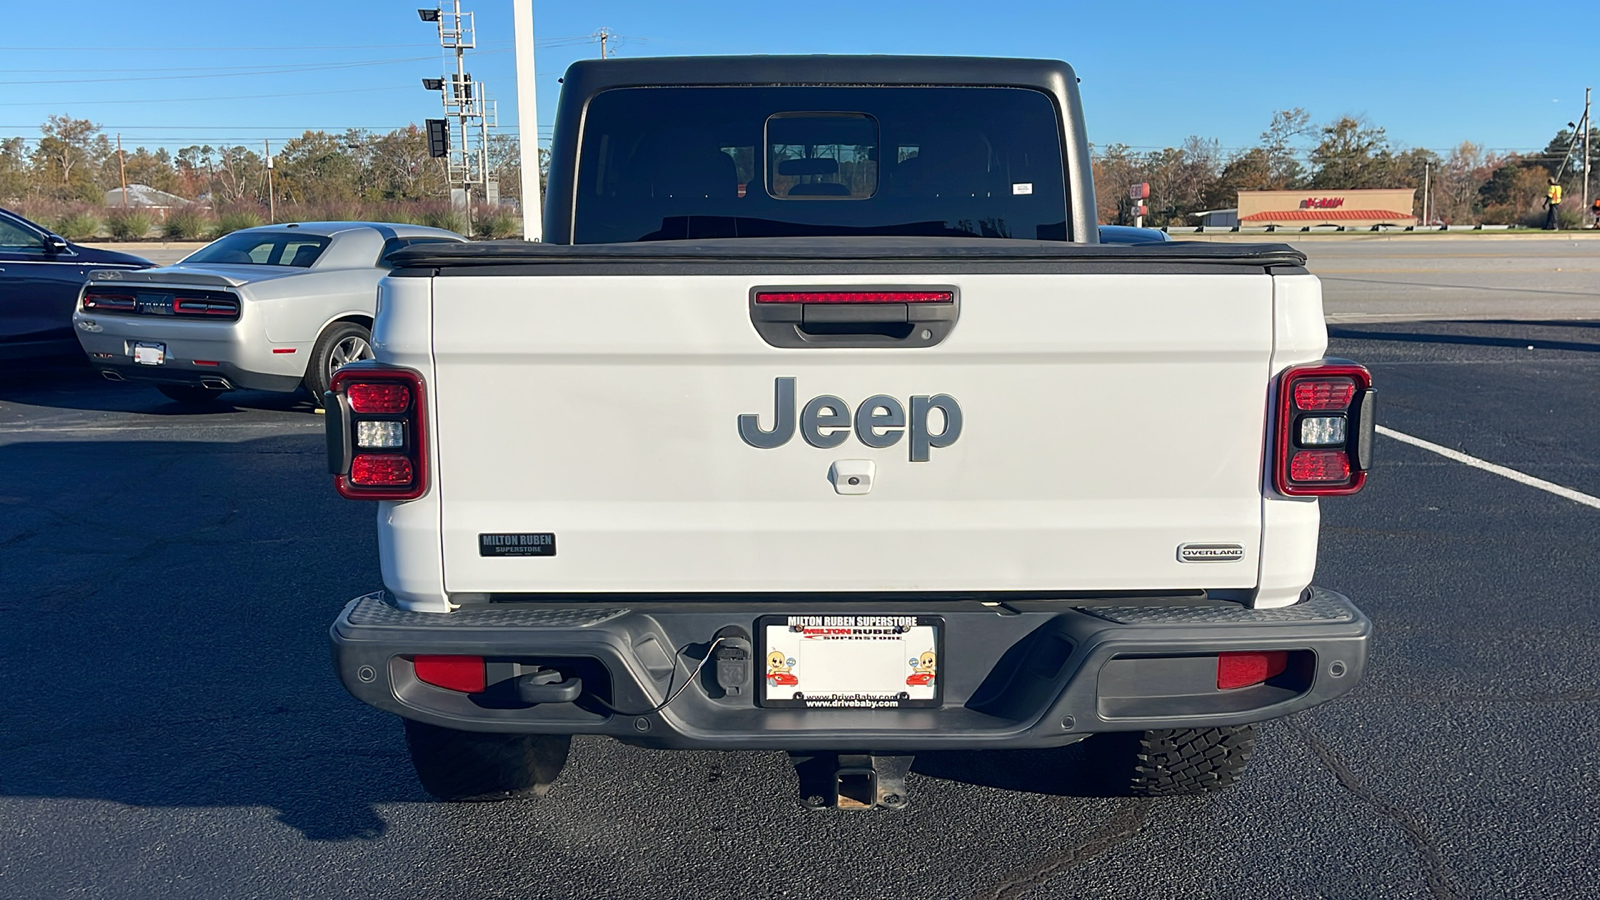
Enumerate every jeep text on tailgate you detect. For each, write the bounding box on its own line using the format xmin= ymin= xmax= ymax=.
xmin=325 ymin=56 xmax=1374 ymax=811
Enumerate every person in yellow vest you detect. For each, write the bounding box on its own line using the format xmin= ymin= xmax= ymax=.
xmin=1544 ymin=178 xmax=1562 ymax=230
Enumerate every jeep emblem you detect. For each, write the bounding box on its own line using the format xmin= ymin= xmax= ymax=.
xmin=738 ymin=377 xmax=962 ymax=462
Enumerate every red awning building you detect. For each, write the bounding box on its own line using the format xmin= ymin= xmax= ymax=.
xmin=1236 ymin=189 xmax=1417 ymax=228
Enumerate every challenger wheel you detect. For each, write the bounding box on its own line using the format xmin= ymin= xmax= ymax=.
xmin=403 ymin=719 xmax=571 ymax=802
xmin=1086 ymin=725 xmax=1258 ymax=796
xmin=304 ymin=321 xmax=373 ymax=406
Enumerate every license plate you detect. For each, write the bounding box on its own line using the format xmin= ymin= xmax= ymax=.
xmin=758 ymin=615 xmax=943 ymax=709
xmin=132 ymin=342 xmax=165 ymax=366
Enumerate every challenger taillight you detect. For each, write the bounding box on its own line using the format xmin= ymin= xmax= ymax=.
xmin=81 ymin=291 xmax=137 ymax=311
xmin=1274 ymin=362 xmax=1375 ymax=497
xmin=82 ymin=287 xmax=240 ymax=319
xmin=173 ymin=296 xmax=240 ymax=317
xmin=327 ymin=366 xmax=428 ymax=501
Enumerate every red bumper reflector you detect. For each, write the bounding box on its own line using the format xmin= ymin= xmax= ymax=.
xmin=347 ymin=382 xmax=412 ymax=413
xmin=1289 ymin=449 xmax=1351 ymax=483
xmin=350 ymin=454 xmax=414 ymax=486
xmin=272 ymin=347 xmax=296 ymax=354
xmin=414 ymin=655 xmax=486 ymax=693
xmin=1217 ymin=651 xmax=1289 ymax=690
xmin=192 ymin=360 xmax=220 ymax=367
xmin=1293 ymin=378 xmax=1356 ymax=411
xmin=754 ymin=290 xmax=953 ymax=304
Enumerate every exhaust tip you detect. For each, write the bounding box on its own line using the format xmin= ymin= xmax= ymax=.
xmin=200 ymin=377 xmax=233 ymax=391
xmin=100 ymin=370 xmax=125 ymax=382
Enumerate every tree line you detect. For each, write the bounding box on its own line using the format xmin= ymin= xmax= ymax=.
xmin=1093 ymin=109 xmax=1597 ymax=228
xmin=0 ymin=114 xmax=539 ymax=207
xmin=1 ymin=111 xmax=1594 ymax=235
xmin=0 ymin=115 xmax=546 ymax=239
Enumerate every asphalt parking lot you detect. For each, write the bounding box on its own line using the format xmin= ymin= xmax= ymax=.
xmin=2 ymin=314 xmax=1598 ymax=898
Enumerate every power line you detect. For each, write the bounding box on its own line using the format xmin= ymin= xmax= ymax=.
xmin=0 ymin=85 xmax=414 ymax=108
xmin=0 ymin=41 xmax=514 ymax=51
xmin=0 ymin=51 xmax=525 ymax=86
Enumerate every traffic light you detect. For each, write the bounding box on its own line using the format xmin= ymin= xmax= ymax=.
xmin=426 ymin=119 xmax=449 ymax=158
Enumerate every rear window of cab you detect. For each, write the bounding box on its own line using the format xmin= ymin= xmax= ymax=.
xmin=573 ymin=86 xmax=1068 ymax=243
xmin=184 ymin=232 xmax=331 ymax=267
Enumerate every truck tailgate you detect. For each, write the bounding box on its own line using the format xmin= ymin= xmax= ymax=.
xmin=429 ymin=270 xmax=1272 ymax=595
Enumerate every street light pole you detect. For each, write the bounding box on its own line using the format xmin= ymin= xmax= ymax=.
xmin=513 ymin=0 xmax=543 ymax=241
xmin=264 ymin=139 xmax=275 ymax=223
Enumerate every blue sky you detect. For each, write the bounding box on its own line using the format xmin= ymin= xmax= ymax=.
xmin=5 ymin=1 xmax=1596 ymax=159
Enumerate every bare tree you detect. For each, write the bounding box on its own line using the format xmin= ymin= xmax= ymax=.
xmin=1261 ymin=108 xmax=1312 ymax=189
xmin=31 ymin=115 xmax=106 ymax=197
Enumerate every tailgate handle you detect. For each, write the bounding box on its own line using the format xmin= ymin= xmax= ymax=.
xmin=749 ymin=286 xmax=959 ymax=348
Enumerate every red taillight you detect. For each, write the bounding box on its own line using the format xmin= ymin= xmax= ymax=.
xmin=174 ymin=296 xmax=239 ymax=317
xmin=1293 ymin=378 xmax=1355 ymax=411
xmin=414 ymin=655 xmax=486 ymax=693
xmin=83 ymin=292 xmax=136 ymax=311
xmin=1275 ymin=363 xmax=1372 ymax=497
xmin=1289 ymin=449 xmax=1350 ymax=483
xmin=330 ymin=366 xmax=428 ymax=501
xmin=754 ymin=290 xmax=953 ymax=304
xmin=350 ymin=454 xmax=413 ymax=486
xmin=347 ymin=382 xmax=411 ymax=413
xmin=1217 ymin=651 xmax=1289 ymax=690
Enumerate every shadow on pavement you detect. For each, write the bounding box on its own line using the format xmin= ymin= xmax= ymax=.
xmin=1329 ymin=320 xmax=1600 ymax=353
xmin=0 ymin=434 xmax=402 ymax=841
xmin=915 ymin=742 xmax=1119 ymax=797
xmin=0 ymin=358 xmax=318 ymax=416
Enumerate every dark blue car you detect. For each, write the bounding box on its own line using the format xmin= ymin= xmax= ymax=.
xmin=1 ymin=207 xmax=151 ymax=360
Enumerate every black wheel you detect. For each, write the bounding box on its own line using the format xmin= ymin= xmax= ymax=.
xmin=1086 ymin=725 xmax=1258 ymax=796
xmin=157 ymin=383 xmax=227 ymax=405
xmin=402 ymin=719 xmax=571 ymax=802
xmin=303 ymin=321 xmax=373 ymax=405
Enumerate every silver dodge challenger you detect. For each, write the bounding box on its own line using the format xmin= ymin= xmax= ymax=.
xmin=72 ymin=222 xmax=463 ymax=406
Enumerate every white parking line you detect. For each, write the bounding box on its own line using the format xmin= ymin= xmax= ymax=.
xmin=1377 ymin=425 xmax=1600 ymax=510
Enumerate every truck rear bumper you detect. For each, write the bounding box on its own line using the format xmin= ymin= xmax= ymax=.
xmin=330 ymin=588 xmax=1369 ymax=751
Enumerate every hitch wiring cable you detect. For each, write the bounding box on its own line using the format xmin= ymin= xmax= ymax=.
xmin=584 ymin=637 xmax=729 ymax=717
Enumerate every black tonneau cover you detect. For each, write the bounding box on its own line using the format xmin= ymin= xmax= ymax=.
xmin=392 ymin=237 xmax=1307 ymax=272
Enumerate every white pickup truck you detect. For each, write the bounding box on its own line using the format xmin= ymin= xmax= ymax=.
xmin=326 ymin=56 xmax=1374 ymax=810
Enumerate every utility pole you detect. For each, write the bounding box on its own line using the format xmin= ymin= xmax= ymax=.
xmin=595 ymin=27 xmax=613 ymax=59
xmin=1585 ymin=87 xmax=1593 ymax=226
xmin=513 ymin=0 xmax=543 ymax=241
xmin=264 ymin=139 xmax=276 ymax=223
xmin=1422 ymin=161 xmax=1430 ymax=226
xmin=116 ymin=134 xmax=127 ymax=207
xmin=421 ymin=2 xmax=497 ymax=238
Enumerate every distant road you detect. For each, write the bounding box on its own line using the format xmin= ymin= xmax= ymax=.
xmin=1186 ymin=234 xmax=1600 ymax=323
xmin=82 ymin=241 xmax=203 ymax=266
xmin=1306 ymin=236 xmax=1600 ymax=323
xmin=88 ymin=234 xmax=1600 ymax=323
